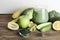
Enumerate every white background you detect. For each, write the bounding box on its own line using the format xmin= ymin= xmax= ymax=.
xmin=0 ymin=0 xmax=60 ymax=14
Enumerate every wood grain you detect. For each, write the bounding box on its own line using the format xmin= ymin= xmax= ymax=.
xmin=0 ymin=14 xmax=60 ymax=40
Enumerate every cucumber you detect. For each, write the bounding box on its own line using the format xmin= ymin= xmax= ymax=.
xmin=19 ymin=29 xmax=31 ymax=38
xmin=40 ymin=24 xmax=52 ymax=32
xmin=36 ymin=22 xmax=52 ymax=32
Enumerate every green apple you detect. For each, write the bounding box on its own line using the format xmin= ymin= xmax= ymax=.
xmin=18 ymin=16 xmax=30 ymax=28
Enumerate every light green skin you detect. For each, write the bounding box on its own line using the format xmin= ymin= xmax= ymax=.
xmin=18 ymin=16 xmax=30 ymax=28
xmin=33 ymin=9 xmax=49 ymax=24
xmin=28 ymin=21 xmax=33 ymax=27
xmin=40 ymin=24 xmax=52 ymax=32
xmin=18 ymin=8 xmax=33 ymax=28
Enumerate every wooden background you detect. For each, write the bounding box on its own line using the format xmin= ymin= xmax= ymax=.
xmin=0 ymin=14 xmax=60 ymax=40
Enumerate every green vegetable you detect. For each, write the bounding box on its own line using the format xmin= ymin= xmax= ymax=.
xmin=22 ymin=8 xmax=33 ymax=19
xmin=32 ymin=8 xmax=49 ymax=24
xmin=18 ymin=16 xmax=30 ymax=28
xmin=29 ymin=23 xmax=37 ymax=32
xmin=19 ymin=29 xmax=31 ymax=38
xmin=28 ymin=21 xmax=33 ymax=27
xmin=36 ymin=22 xmax=52 ymax=32
xmin=40 ymin=24 xmax=52 ymax=32
xmin=48 ymin=10 xmax=60 ymax=22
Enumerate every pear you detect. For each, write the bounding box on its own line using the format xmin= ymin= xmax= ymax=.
xmin=18 ymin=16 xmax=30 ymax=28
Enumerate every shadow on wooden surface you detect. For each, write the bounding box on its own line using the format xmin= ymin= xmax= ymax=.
xmin=0 ymin=14 xmax=60 ymax=40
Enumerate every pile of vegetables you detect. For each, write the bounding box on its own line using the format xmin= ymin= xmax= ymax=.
xmin=7 ymin=7 xmax=60 ymax=38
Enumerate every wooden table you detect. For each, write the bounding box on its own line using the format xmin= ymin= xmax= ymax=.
xmin=0 ymin=14 xmax=60 ymax=40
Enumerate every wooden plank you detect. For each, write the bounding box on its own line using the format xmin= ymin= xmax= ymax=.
xmin=0 ymin=14 xmax=60 ymax=40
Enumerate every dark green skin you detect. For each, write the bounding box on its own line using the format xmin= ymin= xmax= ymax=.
xmin=19 ymin=29 xmax=31 ymax=36
xmin=22 ymin=8 xmax=33 ymax=15
xmin=48 ymin=10 xmax=60 ymax=23
xmin=32 ymin=9 xmax=49 ymax=24
xmin=21 ymin=8 xmax=33 ymax=19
